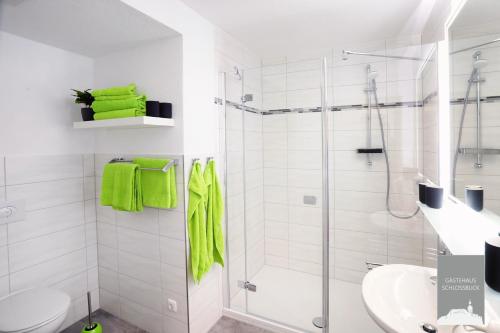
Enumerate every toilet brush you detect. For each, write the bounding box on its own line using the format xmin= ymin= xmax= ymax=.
xmin=81 ymin=292 xmax=102 ymax=333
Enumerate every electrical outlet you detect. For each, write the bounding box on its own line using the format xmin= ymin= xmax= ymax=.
xmin=167 ymin=298 xmax=177 ymax=313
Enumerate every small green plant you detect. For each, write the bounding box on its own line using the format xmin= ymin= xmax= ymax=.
xmin=71 ymin=89 xmax=94 ymax=107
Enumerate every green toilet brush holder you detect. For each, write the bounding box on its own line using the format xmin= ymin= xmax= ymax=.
xmin=81 ymin=292 xmax=102 ymax=333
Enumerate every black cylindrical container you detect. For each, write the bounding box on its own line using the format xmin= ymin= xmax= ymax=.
xmin=159 ymin=102 xmax=172 ymax=118
xmin=419 ymin=183 xmax=427 ymax=204
xmin=425 ymin=185 xmax=443 ymax=209
xmin=465 ymin=185 xmax=484 ymax=212
xmin=485 ymin=236 xmax=500 ymax=292
xmin=81 ymin=107 xmax=94 ymax=121
xmin=146 ymin=101 xmax=160 ymax=117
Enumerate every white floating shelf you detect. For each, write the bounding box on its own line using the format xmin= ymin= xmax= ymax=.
xmin=73 ymin=116 xmax=175 ymax=129
xmin=418 ymin=200 xmax=500 ymax=255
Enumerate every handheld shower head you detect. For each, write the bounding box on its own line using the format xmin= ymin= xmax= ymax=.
xmin=473 ymin=59 xmax=488 ymax=69
xmin=368 ymin=71 xmax=378 ymax=80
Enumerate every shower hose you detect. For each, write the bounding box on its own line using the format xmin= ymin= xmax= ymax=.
xmin=370 ymin=79 xmax=420 ymax=219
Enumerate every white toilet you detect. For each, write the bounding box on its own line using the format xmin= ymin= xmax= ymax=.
xmin=0 ymin=288 xmax=71 ymax=333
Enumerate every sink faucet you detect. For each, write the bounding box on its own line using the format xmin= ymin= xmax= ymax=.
xmin=422 ymin=323 xmax=437 ymax=333
xmin=366 ymin=262 xmax=384 ymax=271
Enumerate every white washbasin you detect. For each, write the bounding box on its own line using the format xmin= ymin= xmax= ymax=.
xmin=362 ymin=264 xmax=476 ymax=333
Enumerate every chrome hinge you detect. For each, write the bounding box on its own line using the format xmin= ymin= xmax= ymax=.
xmin=238 ymin=280 xmax=257 ymax=292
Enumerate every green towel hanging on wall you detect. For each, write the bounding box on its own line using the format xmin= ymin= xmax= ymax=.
xmin=132 ymin=157 xmax=177 ymax=209
xmin=188 ymin=161 xmax=209 ymax=283
xmin=100 ymin=163 xmax=143 ymax=212
xmin=204 ymin=159 xmax=225 ymax=267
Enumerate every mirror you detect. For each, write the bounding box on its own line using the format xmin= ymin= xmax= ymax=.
xmin=449 ymin=0 xmax=500 ymax=215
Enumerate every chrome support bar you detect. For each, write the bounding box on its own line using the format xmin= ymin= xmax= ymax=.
xmin=458 ymin=148 xmax=500 ymax=155
xmin=320 ymin=57 xmax=330 ymax=333
xmin=343 ymin=50 xmax=425 ymax=61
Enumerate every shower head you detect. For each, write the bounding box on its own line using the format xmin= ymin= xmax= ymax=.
xmin=342 ymin=50 xmax=349 ymax=61
xmin=233 ymin=66 xmax=242 ymax=80
xmin=473 ymin=59 xmax=488 ymax=69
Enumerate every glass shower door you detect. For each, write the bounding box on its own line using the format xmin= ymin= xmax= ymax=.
xmin=242 ymin=59 xmax=328 ymax=332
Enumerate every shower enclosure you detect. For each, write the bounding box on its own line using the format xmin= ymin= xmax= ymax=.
xmin=220 ymin=40 xmax=437 ymax=333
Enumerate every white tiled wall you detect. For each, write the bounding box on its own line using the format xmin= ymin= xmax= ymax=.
xmin=450 ymin=33 xmax=500 ymax=214
xmin=95 ymin=154 xmax=188 ymax=333
xmin=259 ymin=106 xmax=427 ymax=283
xmin=0 ymin=154 xmax=98 ymax=330
xmin=263 ymin=113 xmax=323 ymax=275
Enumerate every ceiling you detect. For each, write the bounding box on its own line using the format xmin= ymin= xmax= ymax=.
xmin=181 ymin=0 xmax=430 ymax=58
xmin=451 ymin=0 xmax=500 ymax=37
xmin=0 ymin=0 xmax=179 ymax=57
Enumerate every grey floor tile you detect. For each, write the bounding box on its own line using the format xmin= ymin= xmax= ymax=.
xmin=208 ymin=316 xmax=274 ymax=333
xmin=61 ymin=310 xmax=143 ymax=333
xmin=63 ymin=311 xmax=271 ymax=333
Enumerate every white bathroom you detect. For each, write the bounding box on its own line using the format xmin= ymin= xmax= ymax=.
xmin=0 ymin=0 xmax=500 ymax=333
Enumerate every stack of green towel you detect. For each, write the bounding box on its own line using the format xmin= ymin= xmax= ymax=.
xmin=91 ymin=83 xmax=146 ymax=120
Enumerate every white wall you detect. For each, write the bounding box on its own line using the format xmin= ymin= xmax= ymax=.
xmin=0 ymin=31 xmax=100 ymax=331
xmin=422 ymin=0 xmax=464 ymax=43
xmin=121 ymin=0 xmax=219 ymax=157
xmin=93 ymin=37 xmax=183 ymax=155
xmin=0 ymin=31 xmax=95 ymax=156
xmin=95 ymin=153 xmax=188 ymax=333
xmin=0 ymin=154 xmax=98 ymax=330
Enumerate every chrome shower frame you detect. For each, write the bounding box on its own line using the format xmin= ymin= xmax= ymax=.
xmin=342 ymin=49 xmax=425 ymax=61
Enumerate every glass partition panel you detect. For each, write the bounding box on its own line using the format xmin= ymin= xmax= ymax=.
xmin=449 ymin=0 xmax=500 ymax=215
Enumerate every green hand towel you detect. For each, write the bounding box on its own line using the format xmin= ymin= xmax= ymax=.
xmin=92 ymin=95 xmax=146 ymax=113
xmin=188 ymin=162 xmax=209 ymax=283
xmin=100 ymin=163 xmax=143 ymax=212
xmin=132 ymin=158 xmax=177 ymax=209
xmin=203 ymin=160 xmax=225 ymax=267
xmin=93 ymin=109 xmax=145 ymax=120
xmin=91 ymin=83 xmax=137 ymax=97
